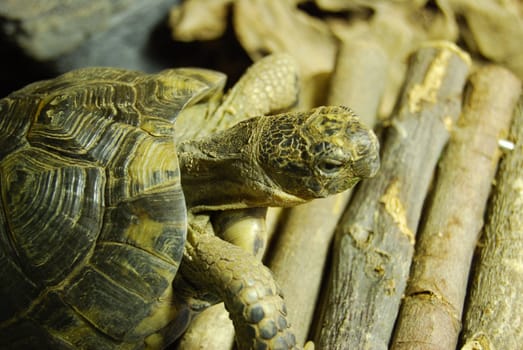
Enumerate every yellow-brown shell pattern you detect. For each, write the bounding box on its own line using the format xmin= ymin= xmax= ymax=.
xmin=0 ymin=67 xmax=224 ymax=348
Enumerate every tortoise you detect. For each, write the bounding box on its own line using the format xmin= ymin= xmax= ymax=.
xmin=0 ymin=54 xmax=380 ymax=350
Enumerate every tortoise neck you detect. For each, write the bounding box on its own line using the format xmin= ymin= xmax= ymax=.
xmin=177 ymin=119 xmax=266 ymax=211
xmin=177 ymin=118 xmax=305 ymax=212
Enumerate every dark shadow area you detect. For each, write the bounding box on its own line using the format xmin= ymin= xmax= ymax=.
xmin=0 ymin=34 xmax=56 ymax=98
xmin=146 ymin=13 xmax=252 ymax=89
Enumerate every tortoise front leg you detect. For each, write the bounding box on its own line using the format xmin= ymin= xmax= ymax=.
xmin=182 ymin=224 xmax=302 ymax=350
xmin=212 ymin=207 xmax=268 ymax=260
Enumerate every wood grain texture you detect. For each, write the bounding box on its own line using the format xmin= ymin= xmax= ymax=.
xmin=460 ymin=96 xmax=523 ymax=349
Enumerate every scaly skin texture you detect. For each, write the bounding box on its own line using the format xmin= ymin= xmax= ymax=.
xmin=175 ymin=55 xmax=301 ymax=317
xmin=175 ymin=56 xmax=377 ymax=350
xmin=177 ymin=104 xmax=379 ymax=350
xmin=182 ymin=226 xmax=300 ymax=350
xmin=178 ymin=105 xmax=380 ymax=211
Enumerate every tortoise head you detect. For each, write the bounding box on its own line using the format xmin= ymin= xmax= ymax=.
xmin=254 ymin=106 xmax=380 ymax=200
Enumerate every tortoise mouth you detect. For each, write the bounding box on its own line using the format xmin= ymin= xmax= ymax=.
xmin=245 ymin=167 xmax=312 ymax=207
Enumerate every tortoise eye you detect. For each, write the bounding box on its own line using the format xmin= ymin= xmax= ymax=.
xmin=317 ymin=158 xmax=344 ymax=174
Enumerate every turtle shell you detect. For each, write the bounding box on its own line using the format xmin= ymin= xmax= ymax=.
xmin=0 ymin=67 xmax=225 ymax=348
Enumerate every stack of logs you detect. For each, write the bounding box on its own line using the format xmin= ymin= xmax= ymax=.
xmin=170 ymin=1 xmax=523 ymax=349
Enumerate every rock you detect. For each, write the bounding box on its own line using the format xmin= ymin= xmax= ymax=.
xmin=0 ymin=0 xmax=178 ymax=96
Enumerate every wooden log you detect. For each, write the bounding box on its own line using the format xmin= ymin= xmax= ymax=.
xmin=315 ymin=41 xmax=471 ymax=350
xmin=267 ymin=39 xmax=388 ymax=345
xmin=327 ymin=39 xmax=388 ymax=124
xmin=460 ymin=96 xmax=523 ymax=349
xmin=390 ymin=66 xmax=522 ymax=350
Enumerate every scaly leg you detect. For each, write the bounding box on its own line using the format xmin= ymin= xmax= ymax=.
xmin=181 ymin=224 xmax=301 ymax=350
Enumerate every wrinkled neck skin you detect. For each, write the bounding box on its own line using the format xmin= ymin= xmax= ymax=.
xmin=177 ymin=118 xmax=306 ymax=213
